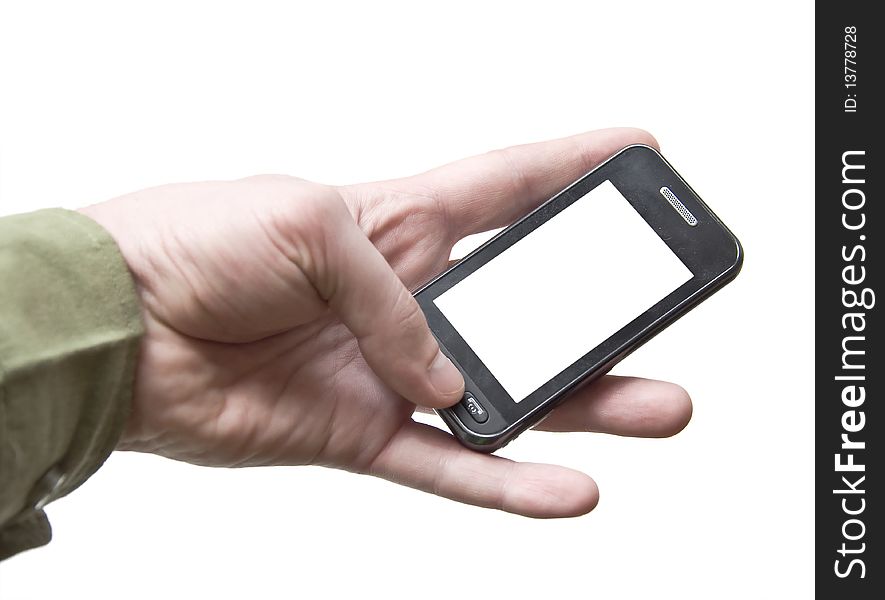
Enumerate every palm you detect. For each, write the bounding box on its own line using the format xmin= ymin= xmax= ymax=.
xmin=85 ymin=128 xmax=695 ymax=518
xmin=114 ymin=178 xmax=450 ymax=470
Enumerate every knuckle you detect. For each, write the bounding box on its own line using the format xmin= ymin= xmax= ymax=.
xmin=488 ymin=146 xmax=530 ymax=199
xmin=392 ymin=288 xmax=429 ymax=340
xmin=260 ymin=179 xmax=349 ymax=281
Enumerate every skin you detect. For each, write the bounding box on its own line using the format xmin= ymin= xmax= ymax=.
xmin=81 ymin=127 xmax=692 ymax=518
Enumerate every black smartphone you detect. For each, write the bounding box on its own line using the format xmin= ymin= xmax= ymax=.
xmin=414 ymin=145 xmax=742 ymax=452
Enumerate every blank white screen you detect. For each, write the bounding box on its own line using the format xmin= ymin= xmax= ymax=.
xmin=434 ymin=180 xmax=693 ymax=402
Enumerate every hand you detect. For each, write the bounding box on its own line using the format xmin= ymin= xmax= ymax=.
xmin=81 ymin=127 xmax=692 ymax=518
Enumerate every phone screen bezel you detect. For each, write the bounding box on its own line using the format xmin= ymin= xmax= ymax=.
xmin=414 ymin=145 xmax=742 ymax=447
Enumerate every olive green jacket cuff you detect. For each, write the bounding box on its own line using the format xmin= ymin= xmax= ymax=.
xmin=0 ymin=208 xmax=144 ymax=560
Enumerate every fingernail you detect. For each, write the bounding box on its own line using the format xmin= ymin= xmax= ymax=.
xmin=429 ymin=350 xmax=464 ymax=397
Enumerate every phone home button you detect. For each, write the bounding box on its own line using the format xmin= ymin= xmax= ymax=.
xmin=461 ymin=393 xmax=489 ymax=424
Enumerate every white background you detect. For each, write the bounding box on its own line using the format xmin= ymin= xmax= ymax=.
xmin=0 ymin=2 xmax=813 ymax=598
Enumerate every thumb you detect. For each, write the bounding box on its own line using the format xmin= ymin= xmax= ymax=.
xmin=312 ymin=196 xmax=464 ymax=409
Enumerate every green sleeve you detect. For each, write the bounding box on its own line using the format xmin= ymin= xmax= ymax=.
xmin=0 ymin=209 xmax=144 ymax=560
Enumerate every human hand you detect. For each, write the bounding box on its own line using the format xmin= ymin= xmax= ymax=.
xmin=81 ymin=127 xmax=692 ymax=518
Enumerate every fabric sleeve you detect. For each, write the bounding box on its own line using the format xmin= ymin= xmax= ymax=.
xmin=0 ymin=208 xmax=144 ymax=560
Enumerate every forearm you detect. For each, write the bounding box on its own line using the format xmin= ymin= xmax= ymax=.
xmin=0 ymin=209 xmax=143 ymax=560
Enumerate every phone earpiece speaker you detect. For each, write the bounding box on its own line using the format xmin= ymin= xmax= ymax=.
xmin=660 ymin=186 xmax=698 ymax=226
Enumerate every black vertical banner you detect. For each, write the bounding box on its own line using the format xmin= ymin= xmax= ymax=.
xmin=816 ymin=3 xmax=880 ymax=596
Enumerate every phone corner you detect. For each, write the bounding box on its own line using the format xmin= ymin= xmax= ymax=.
xmin=435 ymin=407 xmax=510 ymax=454
xmin=725 ymin=232 xmax=745 ymax=279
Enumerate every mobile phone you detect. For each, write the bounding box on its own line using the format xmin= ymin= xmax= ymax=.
xmin=414 ymin=145 xmax=742 ymax=452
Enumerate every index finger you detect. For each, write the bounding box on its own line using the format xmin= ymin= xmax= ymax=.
xmin=401 ymin=127 xmax=658 ymax=241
